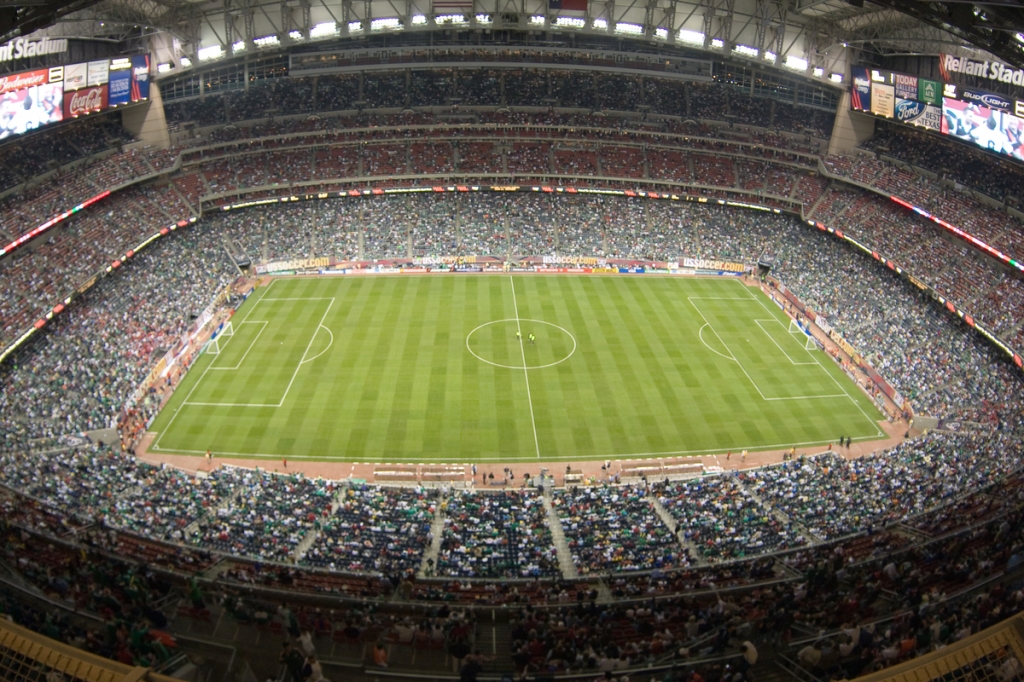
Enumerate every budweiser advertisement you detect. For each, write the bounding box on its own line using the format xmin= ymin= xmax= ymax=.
xmin=0 ymin=68 xmax=49 ymax=95
xmin=63 ymin=85 xmax=107 ymax=118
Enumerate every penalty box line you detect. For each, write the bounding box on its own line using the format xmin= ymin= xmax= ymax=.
xmin=740 ymin=282 xmax=885 ymax=438
xmin=688 ymin=299 xmax=845 ymax=402
xmin=171 ymin=296 xmax=335 ymax=414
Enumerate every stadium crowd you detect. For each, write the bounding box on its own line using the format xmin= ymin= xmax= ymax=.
xmin=437 ymin=489 xmax=559 ymax=578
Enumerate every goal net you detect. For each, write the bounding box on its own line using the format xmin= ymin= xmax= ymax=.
xmin=206 ymin=322 xmax=234 ymax=355
xmin=788 ymin=318 xmax=818 ymax=350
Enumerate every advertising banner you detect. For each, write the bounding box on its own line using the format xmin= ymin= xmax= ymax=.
xmin=918 ymin=78 xmax=942 ymax=105
xmin=851 ymin=67 xmax=871 ymax=112
xmin=962 ymin=88 xmax=1013 ymax=113
xmin=63 ymin=63 xmax=87 ymax=91
xmin=108 ymin=68 xmax=130 ymax=106
xmin=130 ymin=54 xmax=150 ymax=101
xmin=254 ymin=256 xmax=332 ymax=274
xmin=0 ymin=68 xmax=48 ymax=95
xmin=893 ymin=73 xmax=918 ymax=100
xmin=87 ymin=59 xmax=109 ymax=86
xmin=682 ymin=258 xmax=745 ymax=272
xmin=871 ymin=83 xmax=895 ymax=118
xmin=0 ymin=82 xmax=62 ymax=140
xmin=895 ymin=99 xmax=941 ymax=131
xmin=63 ymin=85 xmax=107 ymax=118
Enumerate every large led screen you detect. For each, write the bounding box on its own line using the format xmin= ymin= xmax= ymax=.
xmin=0 ymin=82 xmax=63 ymax=140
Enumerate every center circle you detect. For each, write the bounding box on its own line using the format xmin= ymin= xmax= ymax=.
xmin=466 ymin=319 xmax=577 ymax=370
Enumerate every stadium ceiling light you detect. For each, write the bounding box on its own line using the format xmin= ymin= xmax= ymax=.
xmin=411 ymin=14 xmax=427 ymax=24
xmin=371 ymin=18 xmax=402 ymax=31
xmin=733 ymin=43 xmax=758 ymax=58
xmin=197 ymin=44 xmax=224 ymax=61
xmin=710 ymin=37 xmax=724 ymax=49
xmin=529 ymin=15 xmax=546 ymax=26
xmin=254 ymin=34 xmax=280 ymax=47
xmin=555 ymin=16 xmax=585 ymax=28
xmin=348 ymin=20 xmax=363 ymax=32
xmin=678 ymin=28 xmax=704 ymax=45
xmin=615 ymin=22 xmax=643 ymax=35
xmin=784 ymin=54 xmax=808 ymax=71
xmin=812 ymin=66 xmax=824 ymax=77
xmin=1016 ymin=32 xmax=1024 ymax=44
xmin=592 ymin=18 xmax=608 ymax=29
xmin=156 ymin=62 xmax=173 ymax=73
xmin=654 ymin=27 xmax=668 ymax=40
xmin=764 ymin=50 xmax=777 ymax=63
xmin=288 ymin=29 xmax=304 ymax=40
xmin=232 ymin=40 xmax=245 ymax=53
xmin=179 ymin=55 xmax=192 ymax=67
xmin=436 ymin=14 xmax=468 ymax=24
xmin=310 ymin=21 xmax=338 ymax=39
xmin=829 ymin=72 xmax=843 ymax=83
xmin=475 ymin=13 xmax=492 ymax=24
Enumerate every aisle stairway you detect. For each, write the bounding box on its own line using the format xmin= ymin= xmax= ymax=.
xmin=541 ymin=488 xmax=578 ymax=578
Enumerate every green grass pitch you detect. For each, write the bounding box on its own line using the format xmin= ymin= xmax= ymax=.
xmin=149 ymin=275 xmax=885 ymax=463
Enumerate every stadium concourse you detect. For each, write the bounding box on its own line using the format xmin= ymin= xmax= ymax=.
xmin=1 ymin=64 xmax=1024 ymax=682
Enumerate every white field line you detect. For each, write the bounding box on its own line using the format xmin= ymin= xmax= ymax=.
xmin=153 ymin=285 xmax=274 ymax=450
xmin=688 ymin=300 xmax=845 ymax=402
xmin=754 ymin=319 xmax=817 ymax=366
xmin=209 ymin=321 xmax=268 ymax=371
xmin=274 ymin=298 xmax=335 ymax=407
xmin=698 ymin=324 xmax=736 ymax=361
xmin=510 ymin=276 xmax=541 ymax=459
xmin=745 ymin=285 xmax=885 ymax=437
xmin=164 ymin=296 xmax=335 ymax=423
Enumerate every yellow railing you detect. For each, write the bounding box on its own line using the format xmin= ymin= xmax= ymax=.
xmin=856 ymin=613 xmax=1024 ymax=682
xmin=0 ymin=619 xmax=179 ymax=682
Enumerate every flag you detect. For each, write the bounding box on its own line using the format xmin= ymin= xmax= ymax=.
xmin=549 ymin=0 xmax=588 ymax=9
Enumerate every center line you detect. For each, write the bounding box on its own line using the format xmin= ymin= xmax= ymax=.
xmin=510 ymin=276 xmax=541 ymax=459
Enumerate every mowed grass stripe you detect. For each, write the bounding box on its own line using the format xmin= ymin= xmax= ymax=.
xmin=152 ymin=275 xmax=886 ymax=462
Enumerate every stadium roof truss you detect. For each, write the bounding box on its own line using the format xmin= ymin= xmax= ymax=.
xmin=5 ymin=0 xmax=1014 ymax=80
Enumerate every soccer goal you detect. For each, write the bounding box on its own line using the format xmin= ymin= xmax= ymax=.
xmin=788 ymin=318 xmax=818 ymax=350
xmin=206 ymin=322 xmax=234 ymax=355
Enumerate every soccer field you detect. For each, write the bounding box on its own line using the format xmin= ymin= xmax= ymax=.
xmin=149 ymin=275 xmax=885 ymax=462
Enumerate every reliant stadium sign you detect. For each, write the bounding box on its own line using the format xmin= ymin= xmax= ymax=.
xmin=0 ymin=37 xmax=68 ymax=63
xmin=940 ymin=53 xmax=1024 ymax=86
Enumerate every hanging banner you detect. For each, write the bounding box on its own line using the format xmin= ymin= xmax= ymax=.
xmin=63 ymin=85 xmax=107 ymax=118
xmin=893 ymin=73 xmax=918 ymax=100
xmin=871 ymin=83 xmax=895 ymax=118
xmin=851 ymin=66 xmax=871 ymax=112
xmin=108 ymin=67 xmax=130 ymax=106
xmin=63 ymin=63 xmax=87 ymax=91
xmin=87 ymin=59 xmax=109 ymax=86
xmin=130 ymin=54 xmax=150 ymax=101
xmin=918 ymin=78 xmax=942 ymax=105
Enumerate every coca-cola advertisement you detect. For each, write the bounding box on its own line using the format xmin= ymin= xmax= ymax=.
xmin=63 ymin=85 xmax=107 ymax=118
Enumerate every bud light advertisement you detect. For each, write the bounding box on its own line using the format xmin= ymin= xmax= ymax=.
xmin=130 ymin=55 xmax=150 ymax=102
xmin=108 ymin=67 xmax=130 ymax=106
